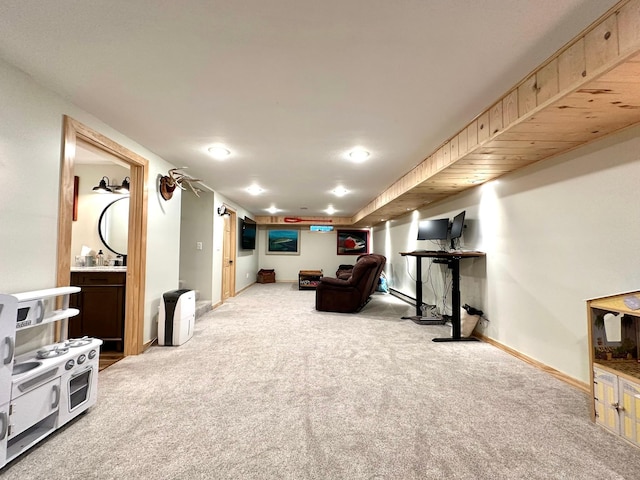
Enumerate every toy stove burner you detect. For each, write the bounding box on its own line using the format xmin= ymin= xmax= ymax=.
xmin=36 ymin=343 xmax=70 ymax=359
xmin=65 ymin=336 xmax=92 ymax=348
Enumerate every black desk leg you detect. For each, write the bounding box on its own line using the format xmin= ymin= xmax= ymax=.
xmin=433 ymin=257 xmax=478 ymax=342
xmin=415 ymin=255 xmax=422 ymax=316
xmin=402 ymin=256 xmax=446 ymax=325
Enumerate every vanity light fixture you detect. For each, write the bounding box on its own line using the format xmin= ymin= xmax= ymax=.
xmin=207 ymin=145 xmax=231 ymax=160
xmin=331 ymin=186 xmax=349 ymax=197
xmin=92 ymin=176 xmax=112 ymax=193
xmin=113 ymin=176 xmax=130 ymax=194
xmin=92 ymin=176 xmax=131 ymax=194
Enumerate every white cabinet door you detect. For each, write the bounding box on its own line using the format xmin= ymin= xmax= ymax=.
xmin=593 ymin=367 xmax=620 ymax=434
xmin=9 ymin=378 xmax=60 ymax=439
xmin=0 ymin=295 xmax=17 ymax=407
xmin=619 ymin=377 xmax=640 ymax=446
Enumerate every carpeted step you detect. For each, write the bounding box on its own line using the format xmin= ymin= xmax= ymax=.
xmin=195 ymin=300 xmax=212 ymax=319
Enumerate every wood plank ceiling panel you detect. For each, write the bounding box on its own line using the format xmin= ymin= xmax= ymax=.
xmin=257 ymin=1 xmax=640 ymax=227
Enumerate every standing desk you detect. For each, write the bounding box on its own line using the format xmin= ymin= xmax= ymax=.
xmin=399 ymin=251 xmax=485 ymax=342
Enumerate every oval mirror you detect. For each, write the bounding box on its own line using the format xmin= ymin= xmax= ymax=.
xmin=98 ymin=196 xmax=129 ymax=256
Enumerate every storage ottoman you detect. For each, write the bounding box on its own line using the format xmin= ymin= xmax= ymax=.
xmin=257 ymin=269 xmax=276 ymax=283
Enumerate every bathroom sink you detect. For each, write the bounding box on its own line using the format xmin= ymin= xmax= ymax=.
xmin=12 ymin=361 xmax=42 ymax=375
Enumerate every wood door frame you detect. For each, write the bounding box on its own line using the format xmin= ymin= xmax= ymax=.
xmin=221 ymin=208 xmax=237 ymax=301
xmin=57 ymin=115 xmax=149 ymax=356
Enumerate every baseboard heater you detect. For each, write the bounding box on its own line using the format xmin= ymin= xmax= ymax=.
xmin=391 ymin=288 xmax=448 ymax=324
xmin=389 ymin=288 xmax=416 ymax=307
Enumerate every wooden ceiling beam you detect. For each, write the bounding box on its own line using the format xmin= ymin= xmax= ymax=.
xmin=349 ymin=0 xmax=640 ymax=227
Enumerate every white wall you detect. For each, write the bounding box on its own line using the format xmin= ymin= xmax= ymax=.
xmin=179 ymin=190 xmax=214 ymax=300
xmin=0 ymin=57 xmax=182 ymax=351
xmin=257 ymin=227 xmax=373 ymax=282
xmin=144 ymin=174 xmax=182 ymax=342
xmin=373 ymin=124 xmax=640 ymax=385
xmin=178 ymin=188 xmax=262 ymax=306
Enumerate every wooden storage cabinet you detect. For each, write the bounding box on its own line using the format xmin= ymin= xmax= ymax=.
xmin=619 ymin=377 xmax=640 ymax=445
xmin=588 ymin=290 xmax=640 ymax=448
xmin=70 ymin=271 xmax=125 ymax=350
xmin=593 ymin=366 xmax=640 ymax=447
xmin=298 ymin=270 xmax=323 ymax=290
xmin=593 ymin=366 xmax=620 ymax=434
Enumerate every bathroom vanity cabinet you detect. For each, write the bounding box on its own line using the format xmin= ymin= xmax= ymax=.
xmin=69 ymin=269 xmax=126 ymax=351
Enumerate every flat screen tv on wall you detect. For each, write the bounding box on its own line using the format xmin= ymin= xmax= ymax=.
xmin=241 ymin=217 xmax=256 ymax=250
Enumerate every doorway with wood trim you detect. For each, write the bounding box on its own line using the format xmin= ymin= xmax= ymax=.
xmin=221 ymin=208 xmax=237 ymax=302
xmin=57 ymin=115 xmax=149 ymax=363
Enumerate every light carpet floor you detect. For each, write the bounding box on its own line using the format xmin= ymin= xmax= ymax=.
xmin=2 ymin=283 xmax=640 ymax=479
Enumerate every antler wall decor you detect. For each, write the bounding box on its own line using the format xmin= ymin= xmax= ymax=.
xmin=159 ymin=167 xmax=203 ymax=201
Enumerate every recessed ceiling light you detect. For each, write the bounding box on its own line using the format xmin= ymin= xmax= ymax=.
xmin=207 ymin=145 xmax=231 ymax=159
xmin=246 ymin=184 xmax=264 ymax=195
xmin=331 ymin=186 xmax=349 ymax=197
xmin=348 ymin=149 xmax=370 ymax=162
xmin=265 ymin=206 xmax=280 ymax=214
xmin=325 ymin=206 xmax=337 ymax=215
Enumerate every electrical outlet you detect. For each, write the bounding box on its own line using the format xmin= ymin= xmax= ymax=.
xmin=246 ymin=273 xmax=249 ymax=278
xmin=196 ymin=242 xmax=203 ymax=250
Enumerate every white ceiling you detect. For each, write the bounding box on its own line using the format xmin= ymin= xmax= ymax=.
xmin=0 ymin=0 xmax=620 ymax=218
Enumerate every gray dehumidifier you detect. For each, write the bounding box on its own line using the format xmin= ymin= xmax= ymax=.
xmin=158 ymin=289 xmax=195 ymax=346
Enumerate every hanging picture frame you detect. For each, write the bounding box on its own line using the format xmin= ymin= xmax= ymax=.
xmin=73 ymin=176 xmax=79 ymax=221
xmin=266 ymin=229 xmax=300 ymax=255
xmin=337 ymin=229 xmax=369 ymax=255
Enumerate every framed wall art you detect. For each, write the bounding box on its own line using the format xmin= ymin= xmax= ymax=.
xmin=337 ymin=229 xmax=369 ymax=255
xmin=73 ymin=175 xmax=79 ymax=221
xmin=266 ymin=229 xmax=300 ymax=255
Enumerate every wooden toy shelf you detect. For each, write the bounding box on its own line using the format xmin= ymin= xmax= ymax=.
xmin=587 ymin=290 xmax=640 ymax=448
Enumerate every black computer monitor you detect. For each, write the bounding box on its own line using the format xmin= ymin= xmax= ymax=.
xmin=417 ymin=218 xmax=449 ymax=240
xmin=449 ymin=210 xmax=466 ymax=249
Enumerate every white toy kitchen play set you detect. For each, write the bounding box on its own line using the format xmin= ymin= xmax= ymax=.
xmin=0 ymin=287 xmax=102 ymax=469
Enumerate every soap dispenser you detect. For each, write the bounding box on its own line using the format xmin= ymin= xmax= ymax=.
xmin=96 ymin=249 xmax=104 ymax=267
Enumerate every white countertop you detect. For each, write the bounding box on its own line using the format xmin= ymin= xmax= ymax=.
xmin=70 ymin=266 xmax=127 ymax=272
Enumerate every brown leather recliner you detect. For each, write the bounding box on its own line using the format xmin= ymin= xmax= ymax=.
xmin=335 ymin=254 xmax=368 ymax=279
xmin=315 ymin=254 xmax=386 ymax=313
xmin=336 ymin=264 xmax=355 ymax=279
xmin=363 ymin=254 xmax=386 ymax=297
